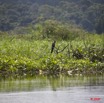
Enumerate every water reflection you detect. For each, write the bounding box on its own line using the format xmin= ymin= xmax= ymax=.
xmin=0 ymin=75 xmax=104 ymax=92
xmin=0 ymin=75 xmax=104 ymax=103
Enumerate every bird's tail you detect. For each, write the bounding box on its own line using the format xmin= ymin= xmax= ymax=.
xmin=51 ymin=48 xmax=54 ymax=53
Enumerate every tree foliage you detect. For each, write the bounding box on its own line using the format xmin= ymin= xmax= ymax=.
xmin=0 ymin=0 xmax=104 ymax=33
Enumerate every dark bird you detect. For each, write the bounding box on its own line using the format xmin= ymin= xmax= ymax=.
xmin=51 ymin=41 xmax=56 ymax=53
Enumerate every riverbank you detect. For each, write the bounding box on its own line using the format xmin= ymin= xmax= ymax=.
xmin=0 ymin=33 xmax=104 ymax=78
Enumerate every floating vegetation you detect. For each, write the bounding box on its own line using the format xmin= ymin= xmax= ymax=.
xmin=0 ymin=32 xmax=104 ymax=78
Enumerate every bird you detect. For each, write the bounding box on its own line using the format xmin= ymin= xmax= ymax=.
xmin=51 ymin=41 xmax=56 ymax=53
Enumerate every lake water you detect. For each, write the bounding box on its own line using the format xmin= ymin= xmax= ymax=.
xmin=0 ymin=75 xmax=104 ymax=103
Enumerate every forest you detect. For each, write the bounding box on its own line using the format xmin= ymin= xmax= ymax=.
xmin=0 ymin=0 xmax=104 ymax=34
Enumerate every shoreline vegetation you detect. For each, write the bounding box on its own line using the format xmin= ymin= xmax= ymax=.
xmin=0 ymin=20 xmax=104 ymax=78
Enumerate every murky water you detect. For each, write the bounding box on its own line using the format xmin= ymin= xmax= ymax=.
xmin=0 ymin=75 xmax=104 ymax=103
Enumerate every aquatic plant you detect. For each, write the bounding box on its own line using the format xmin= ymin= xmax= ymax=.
xmin=0 ymin=32 xmax=104 ymax=78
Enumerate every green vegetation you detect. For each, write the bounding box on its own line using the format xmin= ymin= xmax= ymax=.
xmin=0 ymin=21 xmax=104 ymax=78
xmin=0 ymin=0 xmax=104 ymax=34
xmin=0 ymin=0 xmax=104 ymax=78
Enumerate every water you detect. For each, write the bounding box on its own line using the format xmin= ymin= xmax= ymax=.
xmin=0 ymin=75 xmax=104 ymax=103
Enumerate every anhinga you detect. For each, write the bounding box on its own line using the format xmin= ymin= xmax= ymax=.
xmin=51 ymin=41 xmax=56 ymax=53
